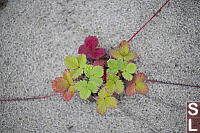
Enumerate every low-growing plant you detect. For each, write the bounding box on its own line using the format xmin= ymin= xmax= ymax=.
xmin=52 ymin=36 xmax=148 ymax=114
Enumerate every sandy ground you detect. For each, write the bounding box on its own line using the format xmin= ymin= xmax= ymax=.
xmin=0 ymin=0 xmax=200 ymax=132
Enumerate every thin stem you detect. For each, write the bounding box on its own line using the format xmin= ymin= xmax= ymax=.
xmin=146 ymin=79 xmax=200 ymax=88
xmin=127 ymin=0 xmax=170 ymax=42
xmin=0 ymin=94 xmax=61 ymax=102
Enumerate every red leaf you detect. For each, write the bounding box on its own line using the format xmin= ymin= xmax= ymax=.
xmin=78 ymin=36 xmax=105 ymax=59
xmin=93 ymin=59 xmax=105 ymax=67
xmin=78 ymin=44 xmax=91 ymax=58
xmin=93 ymin=48 xmax=106 ymax=59
xmin=126 ymin=80 xmax=136 ymax=96
xmin=84 ymin=36 xmax=98 ymax=50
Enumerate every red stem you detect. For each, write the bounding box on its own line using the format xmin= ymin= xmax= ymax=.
xmin=1 ymin=0 xmax=199 ymax=102
xmin=127 ymin=0 xmax=170 ymax=42
xmin=146 ymin=79 xmax=200 ymax=88
xmin=0 ymin=94 xmax=61 ymax=102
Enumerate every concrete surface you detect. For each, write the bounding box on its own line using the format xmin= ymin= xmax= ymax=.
xmin=0 ymin=0 xmax=199 ymax=132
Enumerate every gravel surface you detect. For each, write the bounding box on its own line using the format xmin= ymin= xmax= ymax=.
xmin=0 ymin=0 xmax=199 ymax=132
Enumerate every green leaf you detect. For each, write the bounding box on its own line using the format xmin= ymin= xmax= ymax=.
xmin=115 ymin=80 xmax=124 ymax=94
xmin=107 ymin=59 xmax=122 ymax=74
xmin=106 ymin=80 xmax=115 ymax=94
xmin=64 ymin=56 xmax=79 ymax=69
xmin=63 ymin=69 xmax=74 ymax=85
xmin=96 ymin=88 xmax=118 ymax=114
xmin=79 ymin=88 xmax=91 ymax=100
xmin=119 ymin=40 xmax=129 ymax=56
xmin=106 ymin=77 xmax=124 ymax=94
xmin=98 ymin=88 xmax=111 ymax=98
xmin=96 ymin=98 xmax=107 ymax=114
xmin=77 ymin=54 xmax=87 ymax=68
xmin=124 ymin=51 xmax=136 ymax=61
xmin=88 ymin=81 xmax=99 ymax=93
xmin=84 ymin=65 xmax=93 ymax=77
xmin=122 ymin=72 xmax=133 ymax=81
xmin=93 ymin=66 xmax=104 ymax=77
xmin=90 ymin=77 xmax=103 ymax=87
xmin=106 ymin=74 xmax=124 ymax=94
xmin=70 ymin=68 xmax=83 ymax=79
xmin=107 ymin=74 xmax=119 ymax=82
xmin=126 ymin=63 xmax=137 ymax=74
xmin=121 ymin=60 xmax=128 ymax=72
xmin=105 ymin=97 xmax=118 ymax=109
xmin=75 ymin=80 xmax=87 ymax=91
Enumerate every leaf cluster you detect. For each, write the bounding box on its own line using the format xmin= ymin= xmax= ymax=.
xmin=52 ymin=37 xmax=149 ymax=115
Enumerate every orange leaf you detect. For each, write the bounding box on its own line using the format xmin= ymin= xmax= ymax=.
xmin=126 ymin=72 xmax=149 ymax=96
xmin=126 ymin=79 xmax=136 ymax=96
xmin=52 ymin=77 xmax=69 ymax=93
xmin=62 ymin=86 xmax=76 ymax=101
xmin=135 ymin=82 xmax=148 ymax=95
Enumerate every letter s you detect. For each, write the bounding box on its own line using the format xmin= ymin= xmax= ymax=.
xmin=188 ymin=103 xmax=198 ymax=116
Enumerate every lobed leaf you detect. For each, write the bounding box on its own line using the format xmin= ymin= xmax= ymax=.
xmin=124 ymin=51 xmax=136 ymax=61
xmin=96 ymin=88 xmax=118 ymax=114
xmin=105 ymin=97 xmax=118 ymax=109
xmin=122 ymin=72 xmax=133 ymax=81
xmin=64 ymin=56 xmax=79 ymax=69
xmin=126 ymin=80 xmax=136 ymax=96
xmin=90 ymin=77 xmax=103 ymax=87
xmin=98 ymin=88 xmax=111 ymax=98
xmin=92 ymin=66 xmax=104 ymax=77
xmin=107 ymin=59 xmax=122 ymax=74
xmin=126 ymin=63 xmax=136 ymax=74
xmin=115 ymin=80 xmax=124 ymax=94
xmin=84 ymin=65 xmax=93 ymax=78
xmin=62 ymin=86 xmax=76 ymax=101
xmin=106 ymin=80 xmax=115 ymax=94
xmin=79 ymin=88 xmax=91 ymax=100
xmin=78 ymin=36 xmax=105 ymax=59
xmin=93 ymin=59 xmax=106 ymax=67
xmin=77 ymin=54 xmax=87 ymax=68
xmin=93 ymin=48 xmax=106 ymax=59
xmin=70 ymin=68 xmax=83 ymax=79
xmin=52 ymin=77 xmax=69 ymax=93
xmin=107 ymin=74 xmax=119 ymax=82
xmin=96 ymin=98 xmax=107 ymax=114
xmin=109 ymin=40 xmax=136 ymax=61
xmin=121 ymin=60 xmax=128 ymax=72
xmin=84 ymin=36 xmax=98 ymax=50
xmin=84 ymin=65 xmax=104 ymax=78
xmin=75 ymin=80 xmax=87 ymax=91
xmin=119 ymin=40 xmax=129 ymax=56
xmin=135 ymin=72 xmax=146 ymax=82
xmin=63 ymin=69 xmax=74 ymax=86
xmin=106 ymin=75 xmax=124 ymax=94
xmin=135 ymin=82 xmax=148 ymax=95
xmin=126 ymin=72 xmax=148 ymax=96
xmin=88 ymin=81 xmax=99 ymax=93
xmin=110 ymin=49 xmax=123 ymax=59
